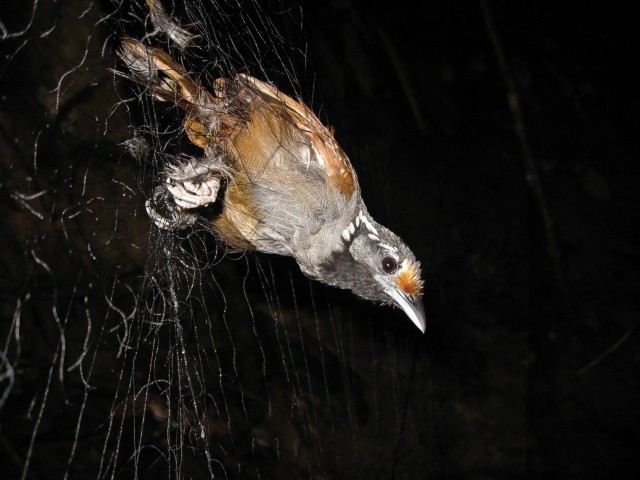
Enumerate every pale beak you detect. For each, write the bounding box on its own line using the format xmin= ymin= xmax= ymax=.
xmin=378 ymin=278 xmax=426 ymax=333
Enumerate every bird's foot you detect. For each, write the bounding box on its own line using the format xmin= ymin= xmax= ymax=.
xmin=146 ymin=159 xmax=226 ymax=230
xmin=166 ymin=177 xmax=221 ymax=209
xmin=145 ymin=186 xmax=198 ymax=230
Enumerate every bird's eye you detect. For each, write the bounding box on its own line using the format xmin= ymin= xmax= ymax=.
xmin=381 ymin=256 xmax=398 ymax=274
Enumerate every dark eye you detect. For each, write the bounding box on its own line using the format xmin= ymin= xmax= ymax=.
xmin=381 ymin=256 xmax=398 ymax=274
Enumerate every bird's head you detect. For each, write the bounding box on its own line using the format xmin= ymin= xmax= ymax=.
xmin=319 ymin=210 xmax=426 ymax=332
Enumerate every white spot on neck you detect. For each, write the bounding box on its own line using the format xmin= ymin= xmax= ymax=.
xmin=358 ymin=210 xmax=378 ymax=236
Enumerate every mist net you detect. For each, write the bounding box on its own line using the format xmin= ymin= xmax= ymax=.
xmin=0 ymin=1 xmax=436 ymax=478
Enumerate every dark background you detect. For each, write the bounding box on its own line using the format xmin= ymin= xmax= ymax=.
xmin=1 ymin=1 xmax=638 ymax=479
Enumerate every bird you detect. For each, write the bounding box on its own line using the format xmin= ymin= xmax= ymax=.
xmin=114 ymin=38 xmax=426 ymax=332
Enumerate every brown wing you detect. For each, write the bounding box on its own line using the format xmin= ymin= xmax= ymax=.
xmin=233 ymin=74 xmax=359 ymax=198
xmin=116 ymin=41 xmax=357 ymax=198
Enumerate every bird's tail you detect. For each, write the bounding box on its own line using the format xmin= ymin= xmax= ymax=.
xmin=113 ymin=37 xmax=212 ymax=109
xmin=113 ymin=38 xmax=251 ymax=150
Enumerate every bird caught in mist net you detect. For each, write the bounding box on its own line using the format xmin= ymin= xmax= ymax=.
xmin=114 ymin=38 xmax=426 ymax=332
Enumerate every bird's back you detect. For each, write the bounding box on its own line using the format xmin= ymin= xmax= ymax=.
xmin=114 ymin=39 xmax=361 ymax=259
xmin=213 ymin=78 xmax=361 ymax=257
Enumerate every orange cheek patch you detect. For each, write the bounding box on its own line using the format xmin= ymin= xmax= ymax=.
xmin=396 ymin=263 xmax=424 ymax=296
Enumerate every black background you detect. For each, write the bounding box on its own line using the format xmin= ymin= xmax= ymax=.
xmin=1 ymin=1 xmax=638 ymax=479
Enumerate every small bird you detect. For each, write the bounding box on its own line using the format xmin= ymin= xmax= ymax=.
xmin=115 ymin=38 xmax=426 ymax=332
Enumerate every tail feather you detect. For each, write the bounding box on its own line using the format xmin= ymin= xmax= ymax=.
xmin=114 ymin=37 xmax=211 ymax=107
xmin=114 ymin=38 xmax=228 ymax=149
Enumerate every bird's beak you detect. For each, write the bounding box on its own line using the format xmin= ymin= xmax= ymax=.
xmin=379 ymin=278 xmax=426 ymax=333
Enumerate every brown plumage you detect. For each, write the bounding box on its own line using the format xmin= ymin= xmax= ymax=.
xmin=115 ymin=38 xmax=426 ymax=332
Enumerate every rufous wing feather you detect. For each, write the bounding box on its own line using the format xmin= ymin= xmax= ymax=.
xmin=235 ymin=74 xmax=358 ymax=198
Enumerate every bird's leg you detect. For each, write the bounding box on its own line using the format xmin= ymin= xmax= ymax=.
xmin=146 ymin=156 xmax=228 ymax=230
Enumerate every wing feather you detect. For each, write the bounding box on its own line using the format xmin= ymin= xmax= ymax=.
xmin=234 ymin=74 xmax=358 ymax=198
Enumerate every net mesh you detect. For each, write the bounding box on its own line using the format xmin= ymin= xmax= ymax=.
xmin=1 ymin=1 xmax=437 ymax=478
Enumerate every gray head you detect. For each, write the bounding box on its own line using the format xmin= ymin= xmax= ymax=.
xmin=319 ymin=210 xmax=426 ymax=332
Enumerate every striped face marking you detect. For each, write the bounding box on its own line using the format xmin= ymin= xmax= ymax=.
xmin=342 ymin=211 xmax=380 ymax=243
xmin=341 ymin=212 xmax=400 ymax=255
xmin=358 ymin=210 xmax=378 ymax=236
xmin=378 ymin=242 xmax=398 ymax=253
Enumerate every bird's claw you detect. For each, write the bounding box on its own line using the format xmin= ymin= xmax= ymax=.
xmin=166 ymin=177 xmax=221 ymax=209
xmin=145 ymin=159 xmax=224 ymax=230
xmin=145 ymin=186 xmax=198 ymax=230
